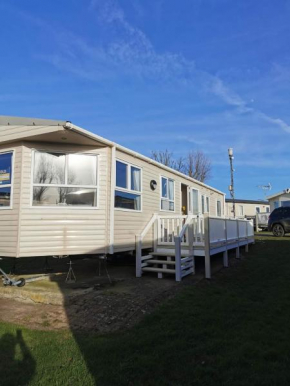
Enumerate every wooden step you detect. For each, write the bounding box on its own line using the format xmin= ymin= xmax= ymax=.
xmin=146 ymin=259 xmax=176 ymax=265
xmin=142 ymin=267 xmax=176 ymax=274
xmin=151 ymin=252 xmax=193 ymax=258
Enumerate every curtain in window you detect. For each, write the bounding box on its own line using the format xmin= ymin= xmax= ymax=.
xmin=131 ymin=167 xmax=141 ymax=191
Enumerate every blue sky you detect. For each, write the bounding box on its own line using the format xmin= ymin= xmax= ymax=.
xmin=1 ymin=0 xmax=290 ymax=199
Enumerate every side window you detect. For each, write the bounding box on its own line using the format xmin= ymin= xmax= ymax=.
xmin=217 ymin=200 xmax=222 ymax=217
xmin=0 ymin=152 xmax=13 ymax=208
xmin=206 ymin=196 xmax=210 ymax=213
xmin=201 ymin=195 xmax=205 ymax=214
xmin=239 ymin=205 xmax=244 ymax=216
xmin=115 ymin=160 xmax=141 ymax=211
xmin=161 ymin=177 xmax=174 ymax=211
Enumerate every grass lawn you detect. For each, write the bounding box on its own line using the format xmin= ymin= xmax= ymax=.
xmin=1 ymin=233 xmax=290 ymax=386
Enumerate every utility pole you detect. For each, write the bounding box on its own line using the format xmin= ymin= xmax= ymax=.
xmin=228 ymin=148 xmax=235 ymax=218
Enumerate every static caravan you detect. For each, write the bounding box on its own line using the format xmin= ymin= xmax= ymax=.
xmin=225 ymin=199 xmax=270 ymax=218
xmin=0 ymin=116 xmax=254 ymax=281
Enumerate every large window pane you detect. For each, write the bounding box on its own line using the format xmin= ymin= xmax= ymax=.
xmin=168 ymin=179 xmax=174 ymax=200
xmin=68 ymin=154 xmax=97 ymax=185
xmin=162 ymin=177 xmax=167 ymax=198
xmin=116 ymin=161 xmax=127 ymax=189
xmin=131 ymin=166 xmax=141 ymax=191
xmin=0 ymin=153 xmax=12 ymax=186
xmin=33 ymin=187 xmax=97 ymax=207
xmin=115 ymin=191 xmax=141 ymax=210
xmin=0 ymin=187 xmax=11 ymax=207
xmin=34 ymin=152 xmax=65 ymax=184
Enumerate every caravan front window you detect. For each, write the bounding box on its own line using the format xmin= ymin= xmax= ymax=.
xmin=115 ymin=160 xmax=141 ymax=211
xmin=0 ymin=152 xmax=13 ymax=208
xmin=32 ymin=151 xmax=98 ymax=207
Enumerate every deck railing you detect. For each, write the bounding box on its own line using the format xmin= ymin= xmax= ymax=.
xmin=136 ymin=213 xmax=254 ymax=281
xmin=158 ymin=214 xmax=204 ymax=246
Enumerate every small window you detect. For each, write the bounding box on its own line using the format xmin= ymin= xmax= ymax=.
xmin=161 ymin=177 xmax=174 ymax=211
xmin=32 ymin=151 xmax=98 ymax=207
xmin=266 ymin=207 xmax=270 ymax=213
xmin=256 ymin=207 xmax=260 ymax=213
xmin=201 ymin=195 xmax=205 ymax=214
xmin=0 ymin=152 xmax=13 ymax=208
xmin=239 ymin=205 xmax=244 ymax=216
xmin=115 ymin=160 xmax=141 ymax=211
xmin=206 ymin=196 xmax=210 ymax=213
xmin=217 ymin=200 xmax=222 ymax=217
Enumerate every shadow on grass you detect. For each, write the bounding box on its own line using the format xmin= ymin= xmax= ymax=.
xmin=0 ymin=329 xmax=36 ymax=386
xmin=2 ymin=237 xmax=290 ymax=385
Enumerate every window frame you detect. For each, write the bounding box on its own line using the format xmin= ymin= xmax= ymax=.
xmin=256 ymin=206 xmax=260 ymax=213
xmin=0 ymin=150 xmax=14 ymax=210
xmin=30 ymin=149 xmax=100 ymax=209
xmin=115 ymin=159 xmax=142 ymax=212
xmin=160 ymin=175 xmax=175 ymax=212
xmin=216 ymin=199 xmax=222 ymax=217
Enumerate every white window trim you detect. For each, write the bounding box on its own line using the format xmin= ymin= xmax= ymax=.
xmin=160 ymin=175 xmax=175 ymax=212
xmin=30 ymin=150 xmax=100 ymax=209
xmin=216 ymin=199 xmax=222 ymax=217
xmin=115 ymin=159 xmax=142 ymax=212
xmin=0 ymin=150 xmax=14 ymax=210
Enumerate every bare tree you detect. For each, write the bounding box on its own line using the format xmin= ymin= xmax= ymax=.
xmin=151 ymin=149 xmax=175 ymax=168
xmin=151 ymin=149 xmax=211 ymax=183
xmin=185 ymin=151 xmax=211 ymax=183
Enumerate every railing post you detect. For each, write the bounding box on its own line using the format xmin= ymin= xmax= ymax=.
xmin=136 ymin=235 xmax=142 ymax=278
xmin=204 ymin=215 xmax=211 ymax=279
xmin=255 ymin=213 xmax=259 ymax=233
xmin=245 ymin=220 xmax=249 ymax=253
xmin=174 ymin=236 xmax=182 ymax=282
xmin=223 ymin=218 xmax=228 ymax=267
xmin=153 ymin=217 xmax=158 ymax=252
xmin=236 ymin=219 xmax=240 ymax=259
xmin=188 ymin=220 xmax=195 ymax=274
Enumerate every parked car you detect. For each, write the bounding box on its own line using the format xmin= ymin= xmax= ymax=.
xmin=268 ymin=207 xmax=290 ymax=237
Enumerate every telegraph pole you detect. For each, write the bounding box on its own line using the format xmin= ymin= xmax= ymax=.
xmin=228 ymin=148 xmax=235 ymax=218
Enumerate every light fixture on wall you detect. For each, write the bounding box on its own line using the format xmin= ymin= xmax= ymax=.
xmin=150 ymin=180 xmax=157 ymax=191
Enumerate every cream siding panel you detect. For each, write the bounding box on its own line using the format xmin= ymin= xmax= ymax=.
xmin=0 ymin=143 xmax=22 ymax=257
xmin=18 ymin=142 xmax=110 ymax=257
xmin=114 ymin=149 xmax=225 ymax=252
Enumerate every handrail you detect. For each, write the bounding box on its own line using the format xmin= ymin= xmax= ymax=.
xmin=179 ymin=215 xmax=192 ymax=239
xmin=140 ymin=213 xmax=158 ymax=239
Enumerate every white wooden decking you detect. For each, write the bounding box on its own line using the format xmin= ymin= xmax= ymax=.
xmin=136 ymin=214 xmax=254 ymax=282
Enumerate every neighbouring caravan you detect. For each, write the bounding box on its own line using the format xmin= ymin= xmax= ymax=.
xmin=0 ymin=116 xmax=254 ymax=281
